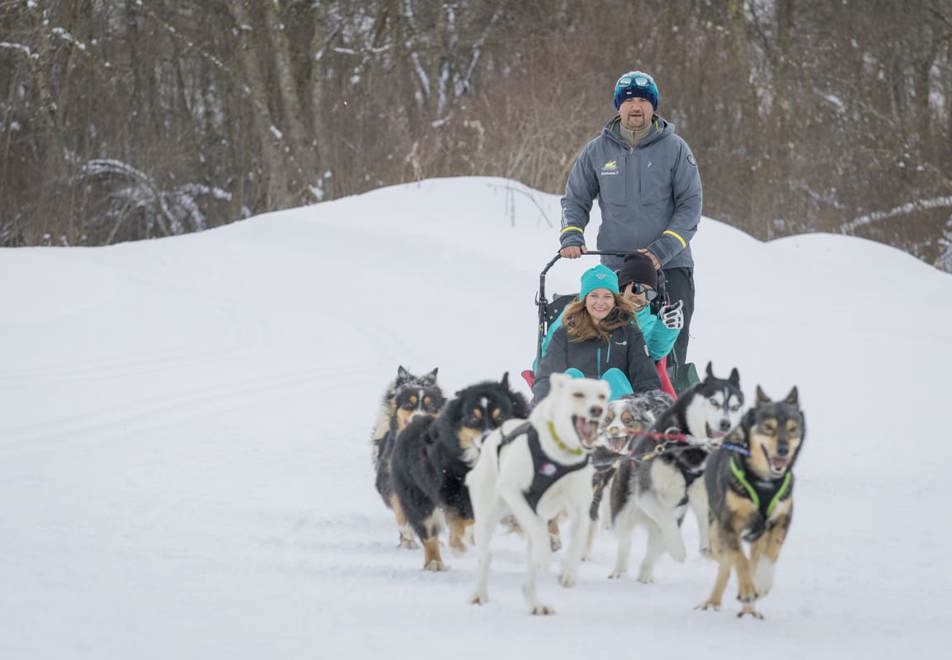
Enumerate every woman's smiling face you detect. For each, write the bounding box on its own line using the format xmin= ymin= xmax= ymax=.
xmin=585 ymin=288 xmax=616 ymax=321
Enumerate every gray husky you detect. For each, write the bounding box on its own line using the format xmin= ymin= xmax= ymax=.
xmin=583 ymin=390 xmax=675 ymax=560
xmin=609 ymin=363 xmax=743 ymax=582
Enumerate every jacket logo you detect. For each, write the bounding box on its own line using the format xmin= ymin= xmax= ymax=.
xmin=600 ymin=160 xmax=619 ymax=176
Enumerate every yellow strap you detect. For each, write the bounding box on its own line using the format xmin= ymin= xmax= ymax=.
xmin=547 ymin=421 xmax=583 ymax=456
xmin=560 ymin=226 xmax=584 ymax=236
xmin=663 ymin=229 xmax=687 ymax=249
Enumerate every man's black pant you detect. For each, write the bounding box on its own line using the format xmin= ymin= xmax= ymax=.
xmin=661 ymin=266 xmax=694 ymax=366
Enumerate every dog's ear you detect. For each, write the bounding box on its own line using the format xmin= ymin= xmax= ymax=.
xmin=425 ymin=367 xmax=439 ymax=383
xmin=705 ymin=361 xmax=714 ymax=379
xmin=499 ymin=371 xmax=510 ymax=389
xmin=729 ymin=367 xmax=740 ymax=386
xmin=549 ymin=372 xmax=569 ymax=390
xmin=510 ymin=391 xmax=530 ymax=418
xmin=755 ymin=385 xmax=771 ymax=404
xmin=783 ymin=386 xmax=799 ymax=406
xmin=397 ymin=366 xmax=410 ymax=384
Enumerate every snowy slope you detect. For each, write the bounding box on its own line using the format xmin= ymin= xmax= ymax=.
xmin=2 ymin=177 xmax=950 ymax=659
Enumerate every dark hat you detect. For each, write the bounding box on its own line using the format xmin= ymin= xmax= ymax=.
xmin=613 ymin=71 xmax=660 ymax=110
xmin=616 ymin=253 xmax=658 ymax=291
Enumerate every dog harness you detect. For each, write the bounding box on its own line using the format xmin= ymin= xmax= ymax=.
xmin=664 ymin=446 xmax=709 ymax=508
xmin=728 ymin=457 xmax=793 ymax=541
xmin=498 ymin=422 xmax=590 ymax=513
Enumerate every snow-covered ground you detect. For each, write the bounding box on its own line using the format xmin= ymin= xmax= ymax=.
xmin=2 ymin=177 xmax=950 ymax=659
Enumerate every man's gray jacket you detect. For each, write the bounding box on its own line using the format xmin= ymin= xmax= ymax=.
xmin=560 ymin=116 xmax=702 ymax=270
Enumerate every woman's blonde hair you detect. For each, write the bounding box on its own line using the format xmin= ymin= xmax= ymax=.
xmin=563 ymin=292 xmax=636 ymax=343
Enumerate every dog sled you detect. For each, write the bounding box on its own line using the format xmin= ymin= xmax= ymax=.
xmin=521 ymin=251 xmax=700 ymax=397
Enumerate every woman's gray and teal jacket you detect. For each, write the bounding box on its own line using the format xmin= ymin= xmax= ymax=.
xmin=532 ymin=310 xmax=661 ymax=401
xmin=540 ymin=305 xmax=679 ymax=364
xmin=559 ymin=115 xmax=702 ymax=270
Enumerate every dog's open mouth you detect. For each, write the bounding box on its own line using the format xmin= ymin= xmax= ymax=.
xmin=573 ymin=416 xmax=599 ymax=449
xmin=606 ymin=435 xmax=630 ymax=453
xmin=705 ymin=422 xmax=728 ymax=442
xmin=768 ymin=455 xmax=790 ymax=475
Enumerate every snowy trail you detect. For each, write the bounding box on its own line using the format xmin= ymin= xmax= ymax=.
xmin=1 ymin=178 xmax=950 ymax=659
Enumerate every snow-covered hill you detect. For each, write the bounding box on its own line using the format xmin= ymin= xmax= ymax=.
xmin=2 ymin=177 xmax=950 ymax=659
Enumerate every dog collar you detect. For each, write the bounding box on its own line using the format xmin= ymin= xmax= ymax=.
xmin=729 ymin=458 xmax=792 ymax=519
xmin=547 ymin=421 xmax=583 ymax=456
xmin=721 ymin=442 xmax=751 ymax=456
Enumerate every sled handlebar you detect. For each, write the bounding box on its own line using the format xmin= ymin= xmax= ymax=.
xmin=539 ymin=250 xmax=631 ymax=278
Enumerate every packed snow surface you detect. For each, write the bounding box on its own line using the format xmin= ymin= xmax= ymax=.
xmin=2 ymin=177 xmax=950 ymax=659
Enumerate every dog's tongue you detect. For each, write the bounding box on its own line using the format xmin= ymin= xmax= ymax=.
xmin=574 ymin=417 xmax=595 ymax=444
xmin=705 ymin=422 xmax=727 ymax=440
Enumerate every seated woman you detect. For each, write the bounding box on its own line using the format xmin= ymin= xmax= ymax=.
xmin=532 ymin=264 xmax=661 ymax=402
xmin=540 ymin=252 xmax=681 ymax=362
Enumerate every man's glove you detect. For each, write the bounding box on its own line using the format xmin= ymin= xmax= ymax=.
xmin=659 ymin=300 xmax=684 ymax=330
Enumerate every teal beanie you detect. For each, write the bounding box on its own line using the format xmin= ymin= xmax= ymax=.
xmin=579 ymin=264 xmax=619 ymax=300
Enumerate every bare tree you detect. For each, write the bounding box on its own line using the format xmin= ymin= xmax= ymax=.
xmin=1 ymin=0 xmax=950 ymax=270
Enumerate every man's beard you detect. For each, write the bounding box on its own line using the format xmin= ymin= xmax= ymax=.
xmin=622 ymin=114 xmax=648 ymax=131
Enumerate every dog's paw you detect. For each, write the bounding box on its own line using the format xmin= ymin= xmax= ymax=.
xmin=695 ymin=600 xmax=721 ymax=612
xmin=530 ymin=604 xmax=556 ymax=616
xmin=636 ymin=570 xmax=655 ymax=584
xmin=559 ymin=568 xmax=577 ymax=588
xmin=469 ymin=592 xmax=489 ymax=606
xmin=608 ymin=570 xmax=626 ymax=580
xmin=549 ymin=535 xmax=562 ymax=552
xmin=699 ymin=545 xmax=713 ymax=559
xmin=398 ymin=537 xmax=419 ymax=550
xmin=424 ymin=559 xmax=448 ymax=572
xmin=736 ymin=585 xmax=758 ymax=603
xmin=737 ymin=606 xmax=764 ymax=620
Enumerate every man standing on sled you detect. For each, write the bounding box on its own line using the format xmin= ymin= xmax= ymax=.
xmin=558 ymin=71 xmax=701 ymax=368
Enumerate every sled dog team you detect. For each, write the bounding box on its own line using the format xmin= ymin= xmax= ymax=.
xmin=371 ymin=364 xmax=805 ymax=618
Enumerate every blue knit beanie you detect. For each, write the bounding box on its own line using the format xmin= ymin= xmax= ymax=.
xmin=613 ymin=71 xmax=660 ymax=110
xmin=579 ymin=264 xmax=619 ymax=300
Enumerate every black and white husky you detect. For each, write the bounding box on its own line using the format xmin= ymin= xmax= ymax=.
xmin=371 ymin=366 xmax=445 ymax=548
xmin=609 ymin=363 xmax=743 ymax=582
xmin=467 ymin=373 xmax=609 ymax=615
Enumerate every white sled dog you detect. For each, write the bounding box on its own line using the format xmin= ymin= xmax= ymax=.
xmin=467 ymin=373 xmax=609 ymax=615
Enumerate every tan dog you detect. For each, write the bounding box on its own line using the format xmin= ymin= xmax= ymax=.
xmin=698 ymin=385 xmax=805 ymax=619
